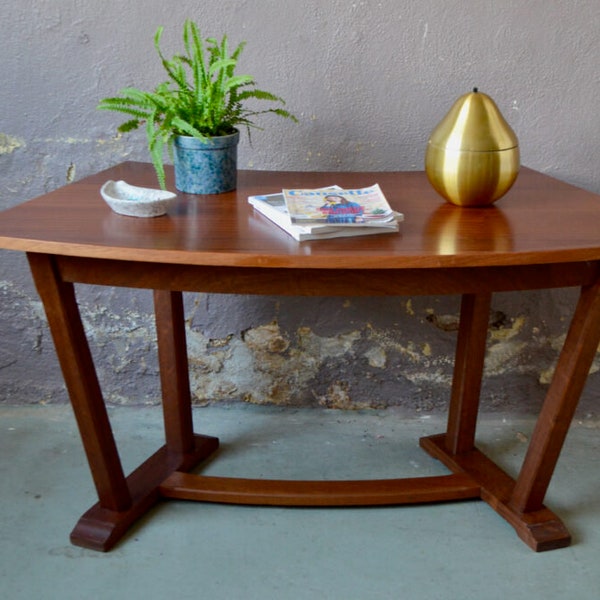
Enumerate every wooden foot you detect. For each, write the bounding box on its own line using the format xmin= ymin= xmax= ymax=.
xmin=70 ymin=434 xmax=218 ymax=551
xmin=420 ymin=434 xmax=571 ymax=552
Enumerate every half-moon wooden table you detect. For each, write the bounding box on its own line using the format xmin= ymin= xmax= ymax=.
xmin=1 ymin=162 xmax=599 ymax=552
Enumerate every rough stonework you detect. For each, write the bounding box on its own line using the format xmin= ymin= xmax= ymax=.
xmin=2 ymin=277 xmax=598 ymax=419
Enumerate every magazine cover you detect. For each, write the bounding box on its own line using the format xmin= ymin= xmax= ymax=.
xmin=249 ymin=188 xmax=401 ymax=241
xmin=282 ymin=184 xmax=394 ymax=225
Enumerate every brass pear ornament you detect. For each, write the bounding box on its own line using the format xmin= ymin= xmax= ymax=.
xmin=425 ymin=88 xmax=520 ymax=207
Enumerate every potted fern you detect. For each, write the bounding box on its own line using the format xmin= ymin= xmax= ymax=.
xmin=98 ymin=19 xmax=297 ymax=193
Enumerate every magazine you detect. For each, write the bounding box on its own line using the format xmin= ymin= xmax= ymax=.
xmin=282 ymin=184 xmax=395 ymax=226
xmin=249 ymin=186 xmax=402 ymax=241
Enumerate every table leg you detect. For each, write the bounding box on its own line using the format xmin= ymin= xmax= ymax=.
xmin=27 ymin=254 xmax=218 ymax=551
xmin=509 ymin=276 xmax=600 ymax=513
xmin=421 ymin=279 xmax=600 ymax=551
xmin=445 ymin=293 xmax=492 ymax=454
xmin=154 ymin=290 xmax=197 ymax=454
xmin=27 ymin=253 xmax=131 ymax=511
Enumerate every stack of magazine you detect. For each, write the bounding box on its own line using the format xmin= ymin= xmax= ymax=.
xmin=248 ymin=184 xmax=403 ymax=241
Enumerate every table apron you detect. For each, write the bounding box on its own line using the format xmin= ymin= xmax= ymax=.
xmin=51 ymin=255 xmax=600 ymax=296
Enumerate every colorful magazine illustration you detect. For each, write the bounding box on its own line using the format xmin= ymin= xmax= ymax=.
xmin=282 ymin=184 xmax=395 ymax=226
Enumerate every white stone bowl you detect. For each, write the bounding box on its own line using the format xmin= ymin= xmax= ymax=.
xmin=100 ymin=180 xmax=177 ymax=217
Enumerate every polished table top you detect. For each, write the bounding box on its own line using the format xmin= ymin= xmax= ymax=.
xmin=1 ymin=162 xmax=600 ymax=270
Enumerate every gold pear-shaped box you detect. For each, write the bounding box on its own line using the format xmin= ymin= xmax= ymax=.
xmin=425 ymin=89 xmax=520 ymax=207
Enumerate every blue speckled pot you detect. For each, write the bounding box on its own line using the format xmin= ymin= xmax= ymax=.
xmin=173 ymin=130 xmax=240 ymax=194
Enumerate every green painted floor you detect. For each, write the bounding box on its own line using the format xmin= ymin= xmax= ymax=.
xmin=1 ymin=404 xmax=599 ymax=599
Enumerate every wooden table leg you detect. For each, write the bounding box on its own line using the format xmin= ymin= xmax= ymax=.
xmin=445 ymin=293 xmax=492 ymax=455
xmin=509 ymin=277 xmax=600 ymax=512
xmin=27 ymin=254 xmax=218 ymax=551
xmin=27 ymin=253 xmax=131 ymax=512
xmin=154 ymin=290 xmax=198 ymax=455
xmin=422 ymin=280 xmax=600 ymax=551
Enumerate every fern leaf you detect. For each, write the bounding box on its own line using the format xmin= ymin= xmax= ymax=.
xmin=117 ymin=119 xmax=143 ymax=133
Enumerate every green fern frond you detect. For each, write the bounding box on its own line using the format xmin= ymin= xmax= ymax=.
xmin=98 ymin=18 xmax=298 ymax=189
xmin=116 ymin=119 xmax=143 ymax=133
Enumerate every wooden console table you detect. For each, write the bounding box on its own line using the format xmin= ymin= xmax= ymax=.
xmin=1 ymin=162 xmax=599 ymax=552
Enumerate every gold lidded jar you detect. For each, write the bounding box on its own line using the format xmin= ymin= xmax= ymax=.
xmin=425 ymin=88 xmax=520 ymax=207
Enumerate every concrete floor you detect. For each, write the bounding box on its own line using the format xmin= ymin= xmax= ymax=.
xmin=1 ymin=403 xmax=599 ymax=600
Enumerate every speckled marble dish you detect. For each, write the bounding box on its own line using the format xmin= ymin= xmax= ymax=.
xmin=100 ymin=180 xmax=177 ymax=217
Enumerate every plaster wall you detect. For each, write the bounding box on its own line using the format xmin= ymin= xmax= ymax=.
xmin=1 ymin=1 xmax=599 ymax=416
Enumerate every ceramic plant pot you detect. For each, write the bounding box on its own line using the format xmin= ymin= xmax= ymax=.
xmin=173 ymin=130 xmax=240 ymax=194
